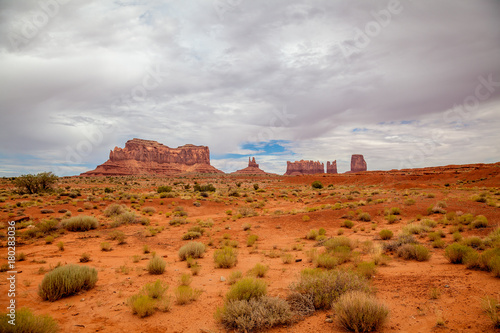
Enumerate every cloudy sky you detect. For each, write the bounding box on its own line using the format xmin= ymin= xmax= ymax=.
xmin=0 ymin=0 xmax=499 ymax=176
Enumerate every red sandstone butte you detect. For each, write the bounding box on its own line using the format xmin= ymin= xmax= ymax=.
xmin=350 ymin=154 xmax=367 ymax=173
xmin=232 ymin=157 xmax=270 ymax=175
xmin=285 ymin=160 xmax=324 ymax=175
xmin=81 ymin=138 xmax=223 ymax=176
xmin=326 ymin=160 xmax=337 ymax=174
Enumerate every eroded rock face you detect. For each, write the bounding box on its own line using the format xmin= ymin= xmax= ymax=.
xmin=285 ymin=160 xmax=324 ymax=175
xmin=326 ymin=160 xmax=337 ymax=174
xmin=232 ymin=157 xmax=269 ymax=175
xmin=81 ymin=138 xmax=223 ymax=176
xmin=350 ymin=154 xmax=367 ymax=173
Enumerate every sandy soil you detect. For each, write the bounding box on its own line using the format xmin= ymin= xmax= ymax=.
xmin=0 ymin=162 xmax=499 ymax=332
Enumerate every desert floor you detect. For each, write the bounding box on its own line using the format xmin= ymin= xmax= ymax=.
xmin=1 ymin=163 xmax=499 ymax=332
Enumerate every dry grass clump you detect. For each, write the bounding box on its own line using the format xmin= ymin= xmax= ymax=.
xmin=217 ymin=296 xmax=292 ymax=331
xmin=147 ymin=256 xmax=166 ymax=274
xmin=334 ymin=291 xmax=389 ymax=332
xmin=103 ymin=203 xmax=126 ymax=217
xmin=128 ymin=280 xmax=170 ymax=317
xmin=178 ymin=241 xmax=206 ymax=260
xmin=291 ymin=269 xmax=370 ymax=310
xmin=62 ymin=215 xmax=98 ymax=231
xmin=247 ymin=234 xmax=259 ymax=247
xmin=248 ymin=263 xmax=269 ymax=278
xmin=397 ymin=244 xmax=431 ymax=261
xmin=226 ymin=277 xmax=267 ymax=301
xmin=316 ymin=253 xmax=339 ymax=269
xmin=175 ymin=285 xmax=201 ymax=305
xmin=379 ymin=229 xmax=393 ymax=240
xmin=286 ymin=292 xmax=315 ymax=318
xmin=0 ymin=307 xmax=58 ymax=333
xmin=38 ymin=264 xmax=98 ymax=301
xmin=214 ymin=247 xmax=238 ymax=268
xmin=444 ymin=243 xmax=474 ymax=264
xmin=323 ymin=236 xmax=355 ymax=251
xmin=481 ymin=296 xmax=500 ymax=328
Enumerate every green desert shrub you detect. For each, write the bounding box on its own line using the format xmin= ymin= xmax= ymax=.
xmin=228 ymin=271 xmax=243 ymax=285
xmin=471 ymin=215 xmax=488 ymax=228
xmin=316 ymin=253 xmax=339 ymax=270
xmin=358 ymin=212 xmax=371 ymax=222
xmin=356 ymin=261 xmax=376 ymax=279
xmin=334 ymin=291 xmax=389 ymax=333
xmin=36 ymin=219 xmax=59 ymax=234
xmin=291 ymin=269 xmax=370 ymax=310
xmin=157 ymin=185 xmax=172 ymax=193
xmin=103 ymin=203 xmax=126 ymax=217
xmin=248 ymin=263 xmax=269 ymax=278
xmin=128 ymin=294 xmax=156 ymax=318
xmin=342 ymin=220 xmax=354 ymax=228
xmin=38 ymin=264 xmax=98 ymax=301
xmin=142 ymin=279 xmax=169 ymax=299
xmin=113 ymin=212 xmax=138 ymax=226
xmin=15 ymin=172 xmax=58 ymax=194
xmin=214 ymin=247 xmax=238 ymax=268
xmin=379 ymin=229 xmax=393 ymax=240
xmin=178 ymin=241 xmax=206 ymax=260
xmin=182 ymin=231 xmax=201 ymax=240
xmin=323 ymin=236 xmax=354 ymax=251
xmin=311 ymin=181 xmax=323 ymax=189
xmin=481 ymin=296 xmax=500 ymax=328
xmin=306 ymin=229 xmax=319 ymax=240
xmin=175 ymin=285 xmax=201 ymax=305
xmin=62 ymin=215 xmax=98 ymax=231
xmin=226 ymin=277 xmax=267 ymax=301
xmin=147 ymin=256 xmax=166 ymax=274
xmin=0 ymin=307 xmax=58 ymax=333
xmin=246 ymin=234 xmax=258 ymax=247
xmin=397 ymin=244 xmax=431 ymax=261
xmin=216 ymin=296 xmax=292 ymax=332
xmin=445 ymin=243 xmax=474 ymax=264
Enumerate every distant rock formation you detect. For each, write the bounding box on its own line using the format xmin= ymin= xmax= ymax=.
xmin=81 ymin=138 xmax=223 ymax=176
xmin=326 ymin=160 xmax=337 ymax=174
xmin=350 ymin=154 xmax=367 ymax=173
xmin=232 ymin=157 xmax=269 ymax=175
xmin=285 ymin=160 xmax=324 ymax=175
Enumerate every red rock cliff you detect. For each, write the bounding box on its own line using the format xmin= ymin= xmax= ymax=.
xmin=350 ymin=154 xmax=367 ymax=173
xmin=326 ymin=160 xmax=337 ymax=174
xmin=81 ymin=138 xmax=223 ymax=176
xmin=285 ymin=160 xmax=324 ymax=175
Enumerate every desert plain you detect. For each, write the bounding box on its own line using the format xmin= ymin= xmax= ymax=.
xmin=0 ymin=163 xmax=499 ymax=333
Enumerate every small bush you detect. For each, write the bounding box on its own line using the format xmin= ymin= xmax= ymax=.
xmin=100 ymin=242 xmax=112 ymax=251
xmin=175 ymin=285 xmax=200 ymax=305
xmin=311 ymin=181 xmax=323 ymax=189
xmin=108 ymin=230 xmax=126 ymax=244
xmin=324 ymin=236 xmax=354 ymax=251
xmin=128 ymin=294 xmax=156 ymax=317
xmin=226 ymin=277 xmax=267 ymax=301
xmin=142 ymin=279 xmax=168 ymax=299
xmin=286 ymin=292 xmax=315 ymax=318
xmin=62 ymin=215 xmax=98 ymax=231
xmin=56 ymin=242 xmax=64 ymax=251
xmin=334 ymin=291 xmax=389 ymax=333
xmin=103 ymin=203 xmax=126 ymax=217
xmin=248 ymin=263 xmax=269 ymax=278
xmin=292 ymin=269 xmax=370 ymax=310
xmin=379 ymin=229 xmax=393 ymax=240
xmin=228 ymin=271 xmax=243 ymax=285
xmin=157 ymin=185 xmax=172 ymax=193
xmin=481 ymin=296 xmax=500 ymax=328
xmin=445 ymin=243 xmax=473 ymax=264
xmin=182 ymin=231 xmax=201 ymax=240
xmin=306 ymin=229 xmax=319 ymax=240
xmin=142 ymin=206 xmax=156 ymax=215
xmin=38 ymin=264 xmax=98 ymax=301
xmin=217 ymin=296 xmax=292 ymax=331
xmin=178 ymin=242 xmax=206 ymax=260
xmin=80 ymin=253 xmax=91 ymax=263
xmin=358 ymin=212 xmax=371 ymax=222
xmin=214 ymin=247 xmax=238 ymax=268
xmin=281 ymin=253 xmax=294 ymax=264
xmin=247 ymin=234 xmax=258 ymax=247
xmin=180 ymin=273 xmax=192 ymax=286
xmin=0 ymin=307 xmax=58 ymax=333
xmin=357 ymin=261 xmax=376 ymax=279
xmin=147 ymin=256 xmax=166 ymax=274
xmin=316 ymin=253 xmax=339 ymax=269
xmin=472 ymin=215 xmax=488 ymax=228
xmin=397 ymin=244 xmax=431 ymax=261
xmin=343 ymin=220 xmax=354 ymax=228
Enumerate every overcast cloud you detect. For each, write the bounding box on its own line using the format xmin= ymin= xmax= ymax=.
xmin=0 ymin=0 xmax=499 ymax=176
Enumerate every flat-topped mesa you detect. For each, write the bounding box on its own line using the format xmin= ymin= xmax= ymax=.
xmin=285 ymin=160 xmax=324 ymax=175
xmin=326 ymin=160 xmax=338 ymax=174
xmin=81 ymin=138 xmax=223 ymax=176
xmin=350 ymin=154 xmax=367 ymax=173
xmin=232 ymin=157 xmax=269 ymax=175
